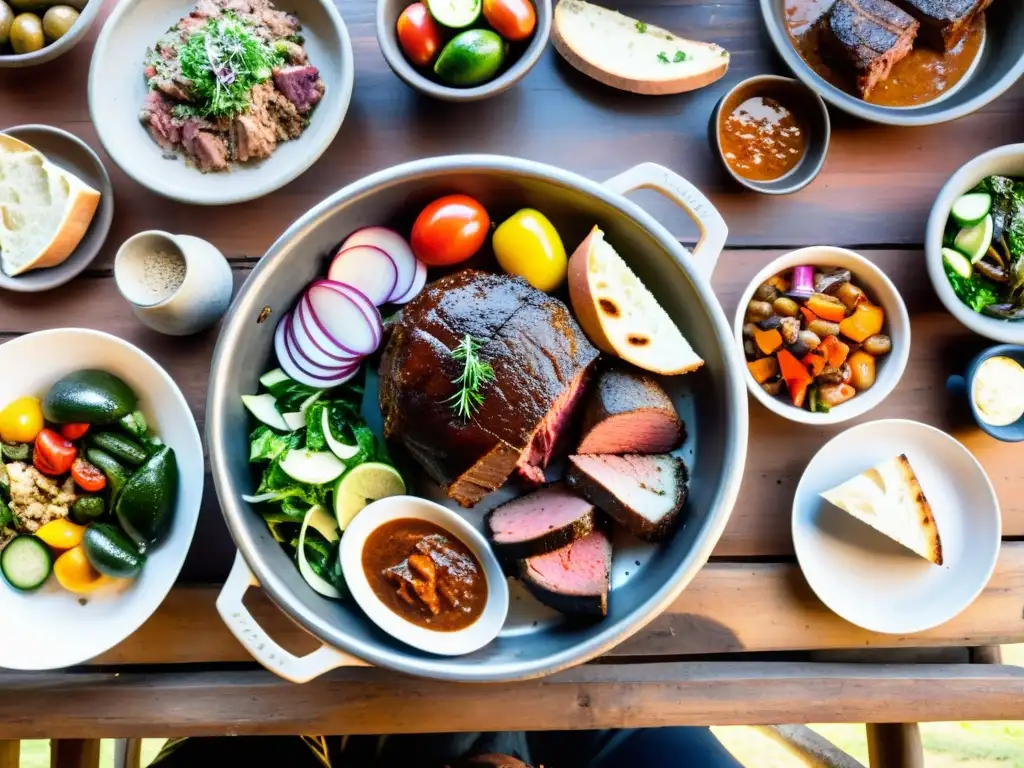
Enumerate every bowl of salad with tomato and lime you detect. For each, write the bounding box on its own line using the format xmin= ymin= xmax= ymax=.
xmin=0 ymin=328 xmax=202 ymax=671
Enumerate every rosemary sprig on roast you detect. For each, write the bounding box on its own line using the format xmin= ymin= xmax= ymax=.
xmin=446 ymin=334 xmax=495 ymax=421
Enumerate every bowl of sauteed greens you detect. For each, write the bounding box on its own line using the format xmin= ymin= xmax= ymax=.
xmin=928 ymin=144 xmax=1024 ymax=344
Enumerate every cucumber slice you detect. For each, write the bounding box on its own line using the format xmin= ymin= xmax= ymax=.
xmin=950 ymin=192 xmax=992 ymax=228
xmin=1 ymin=536 xmax=53 ymax=591
xmin=942 ymin=247 xmax=973 ymax=279
xmin=259 ymin=369 xmax=290 ymax=389
xmin=279 ymin=449 xmax=346 ymax=485
xmin=426 ymin=0 xmax=481 ymax=28
xmin=297 ymin=504 xmax=341 ymax=599
xmin=242 ymin=394 xmax=289 ymax=432
xmin=283 ymin=412 xmax=307 ymax=431
xmin=954 ymin=214 xmax=993 ymax=264
xmin=322 ymin=408 xmax=360 ymax=461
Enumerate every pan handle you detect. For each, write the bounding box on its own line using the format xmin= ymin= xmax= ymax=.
xmin=216 ymin=553 xmax=369 ymax=683
xmin=603 ymin=162 xmax=728 ymax=282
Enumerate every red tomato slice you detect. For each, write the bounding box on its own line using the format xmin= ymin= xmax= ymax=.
xmin=34 ymin=429 xmax=78 ymax=477
xmin=71 ymin=458 xmax=107 ymax=493
xmin=60 ymin=423 xmax=90 ymax=441
xmin=397 ymin=2 xmax=442 ymax=68
xmin=411 ymin=195 xmax=490 ymax=267
xmin=483 ymin=0 xmax=536 ymax=41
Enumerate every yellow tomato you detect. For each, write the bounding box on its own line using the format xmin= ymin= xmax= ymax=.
xmin=0 ymin=396 xmax=44 ymax=444
xmin=53 ymin=546 xmax=109 ymax=595
xmin=35 ymin=518 xmax=86 ymax=550
xmin=492 ymin=209 xmax=567 ymax=293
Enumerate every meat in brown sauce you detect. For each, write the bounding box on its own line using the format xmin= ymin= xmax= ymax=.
xmin=825 ymin=0 xmax=919 ymax=98
xmin=890 ymin=0 xmax=993 ymax=50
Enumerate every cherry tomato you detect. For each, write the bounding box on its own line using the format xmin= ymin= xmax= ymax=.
xmin=71 ymin=458 xmax=107 ymax=493
xmin=33 ymin=429 xmax=78 ymax=477
xmin=0 ymin=396 xmax=44 ymax=444
xmin=397 ymin=2 xmax=443 ymax=68
xmin=483 ymin=0 xmax=536 ymax=41
xmin=60 ymin=423 xmax=90 ymax=441
xmin=411 ymin=195 xmax=490 ymax=267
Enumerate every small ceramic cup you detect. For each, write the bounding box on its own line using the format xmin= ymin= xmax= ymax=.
xmin=710 ymin=75 xmax=830 ymax=195
xmin=948 ymin=344 xmax=1024 ymax=443
xmin=115 ymin=231 xmax=233 ymax=336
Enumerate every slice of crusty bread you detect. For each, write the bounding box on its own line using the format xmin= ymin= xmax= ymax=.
xmin=821 ymin=454 xmax=943 ymax=565
xmin=0 ymin=134 xmax=101 ymax=277
xmin=552 ymin=0 xmax=730 ymax=95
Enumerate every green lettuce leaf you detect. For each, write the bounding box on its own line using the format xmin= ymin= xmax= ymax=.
xmin=945 ymin=261 xmax=1000 ymax=313
xmin=255 ymin=458 xmax=328 ymax=507
xmin=0 ymin=498 xmax=13 ymax=530
xmin=249 ymin=425 xmax=302 ymax=463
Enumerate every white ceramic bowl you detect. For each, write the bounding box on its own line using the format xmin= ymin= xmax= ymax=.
xmin=0 ymin=329 xmax=203 ymax=670
xmin=793 ymin=419 xmax=1001 ymax=634
xmin=341 ymin=496 xmax=509 ymax=656
xmin=733 ymin=246 xmax=911 ymax=425
xmin=926 ymin=144 xmax=1024 ymax=344
xmin=88 ymin=0 xmax=354 ymax=206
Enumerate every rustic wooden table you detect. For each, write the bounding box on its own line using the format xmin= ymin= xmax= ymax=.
xmin=2 ymin=0 xmax=1024 ymax=741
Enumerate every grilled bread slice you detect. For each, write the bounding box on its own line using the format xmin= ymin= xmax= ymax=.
xmin=820 ymin=454 xmax=943 ymax=565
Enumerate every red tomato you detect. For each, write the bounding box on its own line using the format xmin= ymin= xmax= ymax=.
xmin=483 ymin=0 xmax=536 ymax=41
xmin=34 ymin=429 xmax=78 ymax=477
xmin=60 ymin=423 xmax=90 ymax=441
xmin=71 ymin=458 xmax=107 ymax=493
xmin=411 ymin=195 xmax=491 ymax=267
xmin=397 ymin=3 xmax=443 ymax=68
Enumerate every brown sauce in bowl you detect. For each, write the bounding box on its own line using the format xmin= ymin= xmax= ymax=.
xmin=719 ymin=96 xmax=807 ymax=182
xmin=362 ymin=518 xmax=487 ymax=632
xmin=785 ymin=0 xmax=984 ymax=108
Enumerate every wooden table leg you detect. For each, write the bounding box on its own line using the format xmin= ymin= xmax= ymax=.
xmin=50 ymin=739 xmax=101 ymax=768
xmin=866 ymin=724 xmax=924 ymax=768
xmin=0 ymin=740 xmax=19 ymax=768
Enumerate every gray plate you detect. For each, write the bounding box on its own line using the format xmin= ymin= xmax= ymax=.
xmin=0 ymin=125 xmax=114 ymax=293
xmin=759 ymin=0 xmax=1024 ymax=126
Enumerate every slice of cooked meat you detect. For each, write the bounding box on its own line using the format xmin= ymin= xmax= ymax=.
xmin=182 ymin=119 xmax=229 ymax=172
xmin=379 ymin=271 xmax=599 ymax=508
xmin=825 ymin=0 xmax=920 ymax=97
xmin=520 ymin=527 xmax=611 ymax=617
xmin=576 ymin=368 xmax=683 ymax=455
xmin=273 ymin=65 xmax=325 ymax=114
xmin=567 ymin=454 xmax=688 ymax=542
xmin=486 ymin=485 xmax=596 ymax=560
xmin=890 ymin=0 xmax=992 ymax=50
xmin=139 ymin=92 xmax=182 ymax=151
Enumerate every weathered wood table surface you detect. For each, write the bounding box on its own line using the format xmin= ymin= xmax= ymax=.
xmin=2 ymin=0 xmax=1024 ymax=739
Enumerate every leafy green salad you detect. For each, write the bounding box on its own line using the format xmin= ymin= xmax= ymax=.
xmin=242 ymin=367 xmax=406 ymax=599
xmin=942 ymin=175 xmax=1024 ymax=321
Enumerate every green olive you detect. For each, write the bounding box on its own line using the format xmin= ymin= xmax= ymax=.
xmin=9 ymin=12 xmax=42 ymax=53
xmin=0 ymin=1 xmax=14 ymax=47
xmin=42 ymin=4 xmax=76 ymax=40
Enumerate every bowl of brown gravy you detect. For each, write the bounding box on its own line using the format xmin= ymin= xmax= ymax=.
xmin=711 ymin=75 xmax=831 ymax=195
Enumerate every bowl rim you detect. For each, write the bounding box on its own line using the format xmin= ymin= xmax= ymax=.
xmin=758 ymin=0 xmax=1024 ymax=127
xmin=0 ymin=0 xmax=104 ymax=67
xmin=0 ymin=327 xmax=203 ymax=670
xmin=926 ymin=144 xmax=1024 ymax=344
xmin=207 ymin=153 xmax=749 ymax=681
xmin=87 ymin=0 xmax=355 ymax=206
xmin=710 ymin=74 xmax=831 ymax=196
xmin=375 ymin=0 xmax=552 ymax=102
xmin=733 ymin=245 xmax=911 ymax=425
xmin=340 ymin=495 xmax=510 ymax=656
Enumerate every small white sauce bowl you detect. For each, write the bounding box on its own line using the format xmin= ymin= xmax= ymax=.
xmin=341 ymin=496 xmax=509 ymax=656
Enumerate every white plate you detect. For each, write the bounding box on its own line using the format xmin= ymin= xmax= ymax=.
xmin=0 ymin=329 xmax=203 ymax=670
xmin=792 ymin=419 xmax=1001 ymax=634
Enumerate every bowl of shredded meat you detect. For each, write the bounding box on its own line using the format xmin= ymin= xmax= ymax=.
xmin=89 ymin=0 xmax=353 ymax=205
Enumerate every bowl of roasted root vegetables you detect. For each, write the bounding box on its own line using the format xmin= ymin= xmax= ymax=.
xmin=734 ymin=246 xmax=910 ymax=425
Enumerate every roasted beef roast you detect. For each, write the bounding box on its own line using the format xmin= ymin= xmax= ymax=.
xmin=520 ymin=527 xmax=612 ymax=617
xmin=825 ymin=0 xmax=919 ymax=97
xmin=890 ymin=0 xmax=991 ymax=50
xmin=576 ymin=367 xmax=683 ymax=455
xmin=486 ymin=484 xmax=596 ymax=560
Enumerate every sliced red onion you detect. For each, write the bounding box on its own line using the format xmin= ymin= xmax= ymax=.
xmin=305 ymin=281 xmax=380 ymax=356
xmin=341 ymin=226 xmax=417 ymax=304
xmin=275 ymin=315 xmax=360 ymax=388
xmin=287 ymin=308 xmax=361 ymax=373
xmin=294 ymin=299 xmax=361 ymax=364
xmin=328 ymin=245 xmax=399 ymax=307
xmin=787 ymin=265 xmax=815 ymax=299
xmin=391 ymin=258 xmax=427 ymax=305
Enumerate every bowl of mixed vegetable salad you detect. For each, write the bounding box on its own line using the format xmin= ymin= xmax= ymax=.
xmin=0 ymin=329 xmax=202 ymax=671
xmin=734 ymin=246 xmax=910 ymax=425
xmin=928 ymin=144 xmax=1024 ymax=345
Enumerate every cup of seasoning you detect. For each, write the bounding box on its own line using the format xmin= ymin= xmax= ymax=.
xmin=950 ymin=344 xmax=1024 ymax=442
xmin=711 ymin=75 xmax=830 ymax=195
xmin=115 ymin=231 xmax=234 ymax=336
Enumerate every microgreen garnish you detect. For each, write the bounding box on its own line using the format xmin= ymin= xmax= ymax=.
xmin=178 ymin=13 xmax=284 ymax=118
xmin=635 ymin=21 xmax=646 ymax=33
xmin=674 ymin=49 xmax=687 ymax=62
xmin=446 ymin=334 xmax=495 ymax=421
xmin=657 ymin=51 xmax=669 ymax=63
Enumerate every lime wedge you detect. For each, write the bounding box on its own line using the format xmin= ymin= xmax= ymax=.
xmin=334 ymin=462 xmax=406 ymax=530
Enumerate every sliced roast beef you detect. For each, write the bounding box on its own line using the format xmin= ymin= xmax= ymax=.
xmin=273 ymin=66 xmax=325 ymax=114
xmin=567 ymin=454 xmax=688 ymax=542
xmin=486 ymin=485 xmax=595 ymax=560
xmin=379 ymin=271 xmax=599 ymax=507
xmin=890 ymin=0 xmax=991 ymax=50
xmin=139 ymin=92 xmax=182 ymax=151
xmin=576 ymin=368 xmax=683 ymax=455
xmin=825 ymin=0 xmax=919 ymax=97
xmin=182 ymin=119 xmax=229 ymax=172
xmin=520 ymin=527 xmax=611 ymax=617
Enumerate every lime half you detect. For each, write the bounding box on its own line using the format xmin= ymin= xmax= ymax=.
xmin=434 ymin=29 xmax=505 ymax=87
xmin=334 ymin=462 xmax=406 ymax=530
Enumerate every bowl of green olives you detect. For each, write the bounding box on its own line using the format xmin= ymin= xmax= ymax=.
xmin=0 ymin=0 xmax=100 ymax=67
